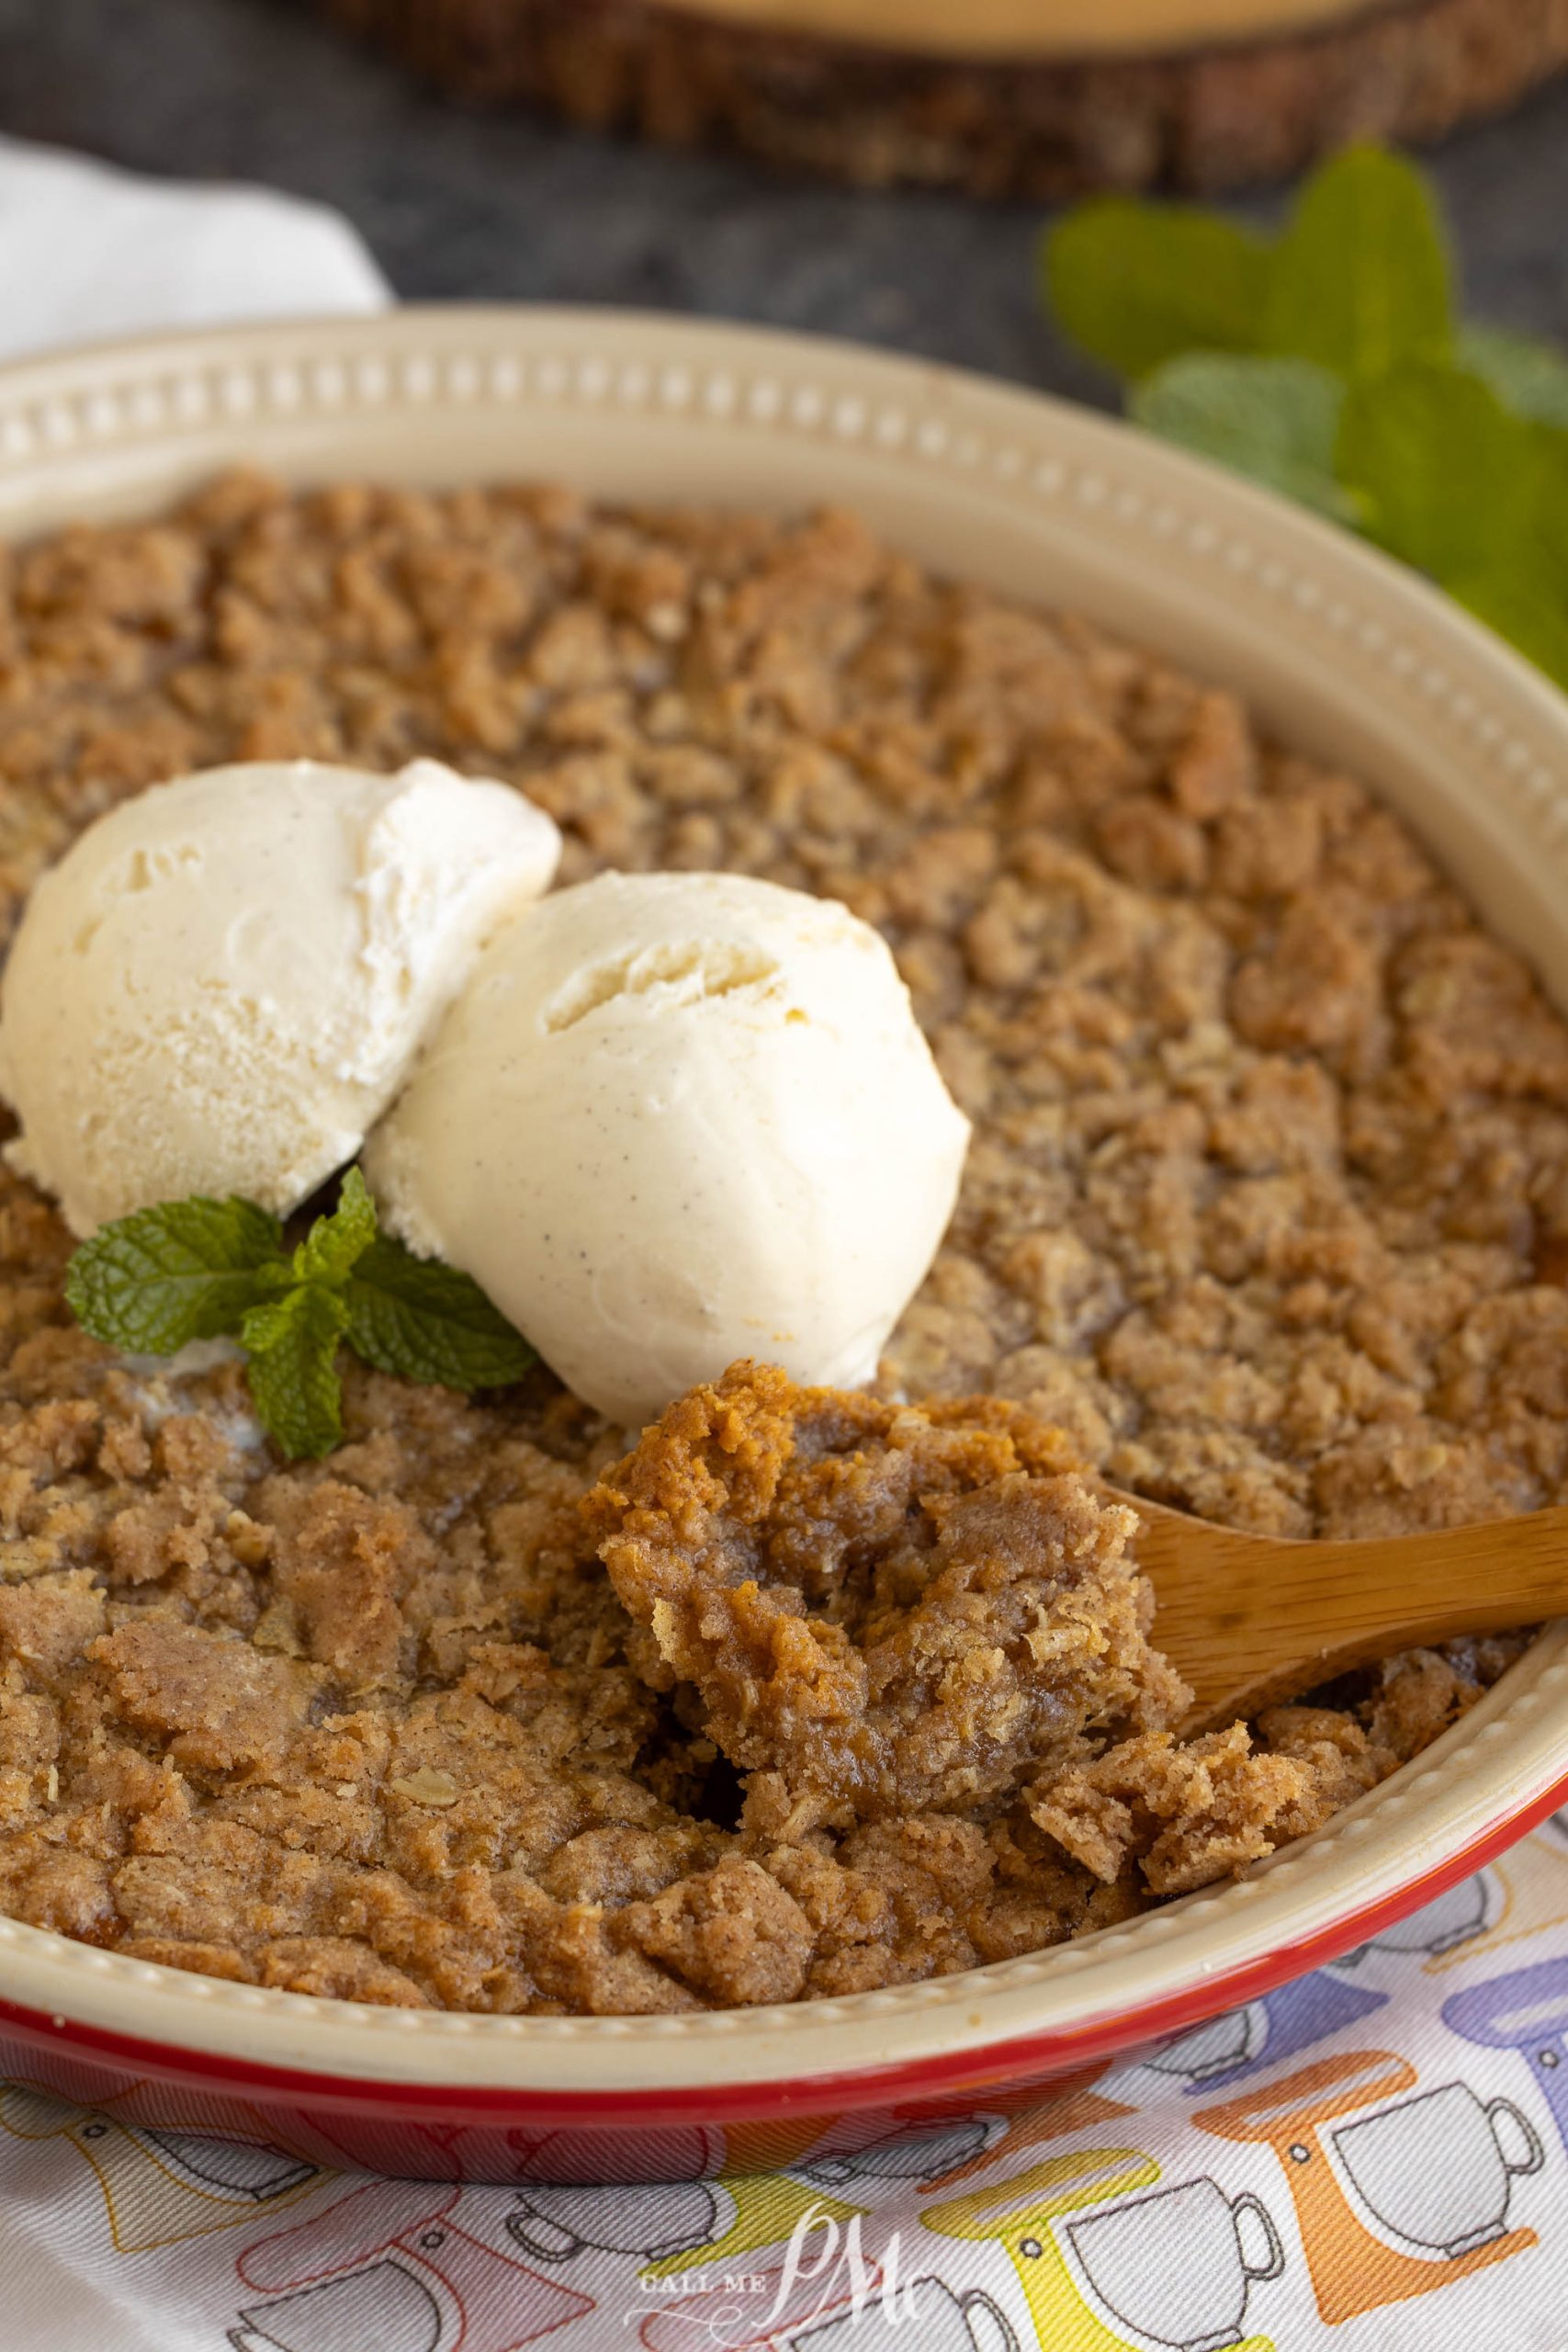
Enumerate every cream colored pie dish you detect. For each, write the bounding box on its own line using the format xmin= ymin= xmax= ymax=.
xmin=0 ymin=314 xmax=1564 ymax=2176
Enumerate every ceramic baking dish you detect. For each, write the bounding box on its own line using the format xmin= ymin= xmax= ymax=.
xmin=0 ymin=309 xmax=1566 ymax=2183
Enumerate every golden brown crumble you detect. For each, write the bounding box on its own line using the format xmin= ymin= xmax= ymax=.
xmin=587 ymin=1366 xmax=1191 ymax=1825
xmin=0 ymin=475 xmax=1553 ymax=2009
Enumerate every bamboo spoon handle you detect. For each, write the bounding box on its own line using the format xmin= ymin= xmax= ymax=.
xmin=1113 ymin=1491 xmax=1568 ymax=1732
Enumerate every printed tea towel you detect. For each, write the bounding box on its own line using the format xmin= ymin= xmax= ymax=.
xmin=3 ymin=131 xmax=1568 ymax=2352
xmin=7 ymin=1826 xmax=1568 ymax=2349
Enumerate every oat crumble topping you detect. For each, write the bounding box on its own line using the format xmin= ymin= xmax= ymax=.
xmin=0 ymin=476 xmax=1552 ymax=2008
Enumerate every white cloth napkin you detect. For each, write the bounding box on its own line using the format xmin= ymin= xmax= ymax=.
xmin=0 ymin=134 xmax=388 ymax=361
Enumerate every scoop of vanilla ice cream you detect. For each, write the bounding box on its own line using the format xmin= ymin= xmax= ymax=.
xmin=365 ymin=870 xmax=971 ymax=1426
xmin=0 ymin=758 xmax=561 ymax=1234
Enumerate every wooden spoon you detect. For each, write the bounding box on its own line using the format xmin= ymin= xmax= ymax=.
xmin=1116 ymin=1491 xmax=1568 ymax=1733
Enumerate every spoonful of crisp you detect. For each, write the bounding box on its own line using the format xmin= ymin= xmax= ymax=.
xmin=1117 ymin=1490 xmax=1568 ymax=1732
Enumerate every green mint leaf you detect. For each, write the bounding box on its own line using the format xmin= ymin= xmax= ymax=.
xmin=1451 ymin=563 xmax=1568 ymax=695
xmin=1459 ymin=326 xmax=1568 ymax=428
xmin=344 ymin=1237 xmax=536 ymax=1391
xmin=1041 ymin=199 xmax=1271 ymax=381
xmin=1266 ymin=145 xmax=1451 ymax=380
xmin=1040 ymin=147 xmax=1568 ymax=702
xmin=1131 ymin=355 xmax=1357 ymax=521
xmin=291 ymin=1165 xmax=378 ymax=1286
xmin=65 ymin=1195 xmax=285 ymax=1357
xmin=240 ymin=1284 xmax=350 ymax=1460
xmin=62 ymin=1166 xmax=532 ymax=1456
xmin=1337 ymin=363 xmax=1531 ymax=580
xmin=1527 ymin=424 xmax=1568 ymax=585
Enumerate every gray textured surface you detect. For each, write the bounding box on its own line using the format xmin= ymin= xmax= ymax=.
xmin=0 ymin=0 xmax=1564 ymax=401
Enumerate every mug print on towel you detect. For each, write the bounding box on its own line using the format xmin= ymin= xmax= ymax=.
xmin=11 ymin=1829 xmax=1568 ymax=2347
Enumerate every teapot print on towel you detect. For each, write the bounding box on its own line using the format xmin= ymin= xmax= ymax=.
xmin=796 ymin=2118 xmax=1004 ymax=2192
xmin=1141 ymin=1972 xmax=1390 ymax=2098
xmin=923 ymin=2143 xmax=1281 ymax=2352
xmin=1335 ymin=1876 xmax=1495 ymax=1973
xmin=1194 ymin=2048 xmax=1539 ymax=2325
xmin=231 ymin=2180 xmax=594 ymax=2352
xmin=1444 ymin=1951 xmax=1568 ymax=2153
xmin=0 ymin=2082 xmax=321 ymax=2253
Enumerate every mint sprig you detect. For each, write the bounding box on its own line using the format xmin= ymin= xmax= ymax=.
xmin=1042 ymin=199 xmax=1271 ymax=380
xmin=65 ymin=1168 xmax=536 ymax=1460
xmin=1130 ymin=355 xmax=1356 ymax=523
xmin=1042 ymin=144 xmax=1568 ymax=691
xmin=241 ymin=1283 xmax=353 ymax=1461
xmin=344 ymin=1239 xmax=536 ymax=1391
xmin=64 ymin=1195 xmax=284 ymax=1359
xmin=1459 ymin=327 xmax=1568 ymax=430
xmin=1261 ymin=144 xmax=1450 ymax=381
xmin=290 ymin=1169 xmax=378 ymax=1286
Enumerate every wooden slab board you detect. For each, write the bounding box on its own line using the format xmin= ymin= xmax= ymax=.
xmin=323 ymin=0 xmax=1568 ymax=193
xmin=609 ymin=0 xmax=1377 ymax=60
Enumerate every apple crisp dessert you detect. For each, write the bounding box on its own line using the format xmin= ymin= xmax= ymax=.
xmin=0 ymin=473 xmax=1557 ymax=2010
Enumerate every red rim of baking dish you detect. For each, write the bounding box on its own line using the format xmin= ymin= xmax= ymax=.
xmin=3 ymin=1764 xmax=1564 ymax=2129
